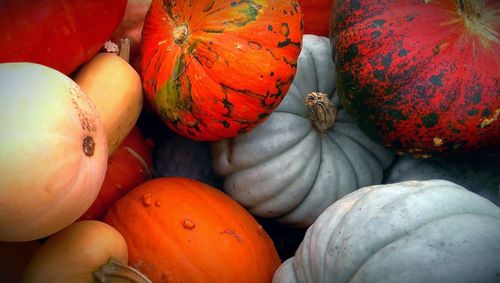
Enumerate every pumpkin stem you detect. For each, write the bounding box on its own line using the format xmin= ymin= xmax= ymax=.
xmin=118 ymin=38 xmax=131 ymax=63
xmin=93 ymin=258 xmax=152 ymax=283
xmin=304 ymin=92 xmax=337 ymax=133
xmin=173 ymin=23 xmax=189 ymax=46
xmin=455 ymin=0 xmax=499 ymax=47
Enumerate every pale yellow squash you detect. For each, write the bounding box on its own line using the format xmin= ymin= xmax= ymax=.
xmin=0 ymin=63 xmax=108 ymax=241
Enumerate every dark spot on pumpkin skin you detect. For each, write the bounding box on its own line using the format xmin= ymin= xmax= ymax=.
xmin=230 ymin=1 xmax=237 ymax=7
xmin=372 ymin=19 xmax=386 ymax=28
xmin=406 ymin=14 xmax=415 ymax=21
xmin=342 ymin=43 xmax=358 ymax=63
xmin=203 ymin=1 xmax=215 ymax=12
xmin=387 ymin=109 xmax=407 ymax=120
xmin=382 ymin=53 xmax=392 ymax=68
xmin=482 ymin=108 xmax=492 ymax=117
xmin=248 ymin=41 xmax=262 ymax=50
xmin=467 ymin=109 xmax=479 ymax=116
xmin=421 ymin=113 xmax=439 ymax=128
xmin=221 ymin=120 xmax=230 ymax=128
xmin=398 ymin=48 xmax=408 ymax=57
xmin=270 ymin=71 xmax=274 ymax=76
xmin=351 ymin=0 xmax=361 ymax=10
xmin=267 ymin=25 xmax=273 ymax=31
xmin=374 ymin=69 xmax=386 ymax=81
xmin=429 ymin=75 xmax=443 ymax=87
xmin=468 ymin=88 xmax=482 ymax=104
xmin=371 ymin=31 xmax=381 ymax=38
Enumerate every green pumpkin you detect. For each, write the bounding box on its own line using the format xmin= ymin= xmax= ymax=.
xmin=211 ymin=35 xmax=395 ymax=227
xmin=273 ymin=180 xmax=500 ymax=283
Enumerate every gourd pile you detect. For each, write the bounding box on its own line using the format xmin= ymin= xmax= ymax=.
xmin=0 ymin=0 xmax=498 ymax=282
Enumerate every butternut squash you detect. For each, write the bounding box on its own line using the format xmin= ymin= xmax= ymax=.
xmin=74 ymin=46 xmax=143 ymax=155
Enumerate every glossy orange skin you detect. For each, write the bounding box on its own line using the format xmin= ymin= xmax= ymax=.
xmin=79 ymin=127 xmax=154 ymax=221
xmin=104 ymin=177 xmax=281 ymax=283
xmin=299 ymin=0 xmax=334 ymax=36
xmin=140 ymin=0 xmax=302 ymax=141
xmin=0 ymin=0 xmax=127 ymax=75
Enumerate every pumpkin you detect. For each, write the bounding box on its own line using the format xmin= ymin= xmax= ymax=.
xmin=0 ymin=63 xmax=108 ymax=241
xmin=139 ymin=0 xmax=303 ymax=141
xmin=384 ymin=155 xmax=500 ymax=206
xmin=211 ymin=35 xmax=395 ymax=227
xmin=273 ymin=180 xmax=500 ymax=283
xmin=23 ymin=220 xmax=150 ymax=283
xmin=0 ymin=241 xmax=41 ymax=282
xmin=329 ymin=0 xmax=500 ymax=157
xmin=73 ymin=49 xmax=143 ymax=155
xmin=79 ymin=127 xmax=154 ymax=221
xmin=299 ymin=0 xmax=334 ymax=36
xmin=103 ymin=177 xmax=281 ymax=282
xmin=0 ymin=0 xmax=127 ymax=75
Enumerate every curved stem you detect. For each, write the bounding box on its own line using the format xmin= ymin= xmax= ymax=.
xmin=93 ymin=258 xmax=152 ymax=283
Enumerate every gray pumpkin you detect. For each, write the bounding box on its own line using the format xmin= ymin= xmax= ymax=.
xmin=385 ymin=155 xmax=500 ymax=206
xmin=273 ymin=180 xmax=500 ymax=283
xmin=211 ymin=35 xmax=395 ymax=227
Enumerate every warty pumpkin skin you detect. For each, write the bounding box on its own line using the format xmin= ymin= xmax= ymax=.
xmin=103 ymin=177 xmax=281 ymax=283
xmin=211 ymin=35 xmax=395 ymax=227
xmin=330 ymin=0 xmax=500 ymax=157
xmin=140 ymin=0 xmax=303 ymax=141
xmin=273 ymin=180 xmax=500 ymax=283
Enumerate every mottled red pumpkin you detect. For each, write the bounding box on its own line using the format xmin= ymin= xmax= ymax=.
xmin=330 ymin=0 xmax=499 ymax=157
xmin=140 ymin=0 xmax=303 ymax=141
xmin=299 ymin=0 xmax=334 ymax=36
xmin=0 ymin=0 xmax=127 ymax=75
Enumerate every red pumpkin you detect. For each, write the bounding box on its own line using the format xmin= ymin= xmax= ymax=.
xmin=104 ymin=177 xmax=281 ymax=282
xmin=79 ymin=127 xmax=154 ymax=221
xmin=330 ymin=0 xmax=500 ymax=157
xmin=299 ymin=0 xmax=334 ymax=36
xmin=0 ymin=0 xmax=127 ymax=75
xmin=140 ymin=0 xmax=303 ymax=141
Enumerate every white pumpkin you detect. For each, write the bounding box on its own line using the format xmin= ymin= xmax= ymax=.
xmin=211 ymin=35 xmax=395 ymax=227
xmin=273 ymin=180 xmax=500 ymax=283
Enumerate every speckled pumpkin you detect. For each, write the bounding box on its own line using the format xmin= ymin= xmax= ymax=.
xmin=273 ymin=180 xmax=500 ymax=283
xmin=330 ymin=0 xmax=500 ymax=157
xmin=140 ymin=0 xmax=303 ymax=141
xmin=211 ymin=35 xmax=395 ymax=227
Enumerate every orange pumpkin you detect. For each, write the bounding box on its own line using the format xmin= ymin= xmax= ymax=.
xmin=139 ymin=0 xmax=303 ymax=141
xmin=103 ymin=177 xmax=281 ymax=282
xmin=79 ymin=127 xmax=154 ymax=221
